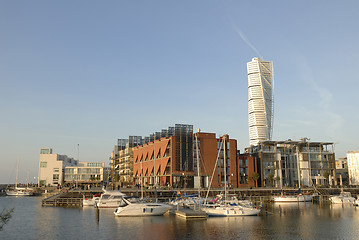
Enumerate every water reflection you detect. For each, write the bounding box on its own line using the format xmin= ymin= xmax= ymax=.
xmin=2 ymin=197 xmax=359 ymax=239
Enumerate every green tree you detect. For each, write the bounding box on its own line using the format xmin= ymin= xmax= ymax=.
xmin=268 ymin=173 xmax=274 ymax=187
xmin=275 ymin=176 xmax=281 ymax=187
xmin=0 ymin=208 xmax=14 ymax=231
xmin=323 ymin=172 xmax=330 ymax=185
xmin=249 ymin=172 xmax=259 ymax=187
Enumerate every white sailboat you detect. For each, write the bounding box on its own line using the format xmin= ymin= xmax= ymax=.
xmin=6 ymin=158 xmax=34 ymax=196
xmin=329 ymin=176 xmax=355 ymax=204
xmin=272 ymin=146 xmax=315 ymax=203
xmin=201 ymin=135 xmax=260 ymax=217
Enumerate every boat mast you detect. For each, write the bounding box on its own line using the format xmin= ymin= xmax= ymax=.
xmin=15 ymin=157 xmax=19 ymax=188
xmin=141 ymin=157 xmax=143 ymax=199
xmin=195 ymin=133 xmax=200 ymax=197
xmin=223 ymin=136 xmax=227 ymax=206
xmin=296 ymin=145 xmax=301 ymax=189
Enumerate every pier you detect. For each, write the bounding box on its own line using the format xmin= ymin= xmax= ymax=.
xmin=39 ymin=187 xmax=359 ymax=207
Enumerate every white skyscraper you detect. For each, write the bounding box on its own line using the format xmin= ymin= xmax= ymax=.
xmin=347 ymin=151 xmax=359 ymax=185
xmin=247 ymin=57 xmax=274 ymax=146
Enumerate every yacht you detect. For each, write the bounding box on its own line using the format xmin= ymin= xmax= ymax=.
xmin=273 ymin=194 xmax=313 ymax=202
xmin=201 ymin=135 xmax=261 ymax=217
xmin=329 ymin=192 xmax=355 ymax=204
xmin=83 ymin=194 xmax=101 ymax=206
xmin=353 ymin=197 xmax=359 ymax=207
xmin=202 ymin=203 xmax=260 ymax=217
xmin=6 ymin=187 xmax=34 ymax=196
xmin=114 ymin=199 xmax=172 ymax=217
xmin=96 ymin=190 xmax=139 ymax=208
xmin=6 ymin=158 xmax=34 ymax=196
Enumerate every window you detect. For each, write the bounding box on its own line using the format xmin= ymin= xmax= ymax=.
xmin=40 ymin=162 xmax=47 ymax=168
xmin=40 ymin=149 xmax=50 ymax=154
xmin=53 ymin=168 xmax=59 ymax=172
xmin=53 ymin=174 xmax=59 ymax=181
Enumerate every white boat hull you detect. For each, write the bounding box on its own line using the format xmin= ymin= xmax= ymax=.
xmin=83 ymin=197 xmax=100 ymax=206
xmin=202 ymin=205 xmax=260 ymax=216
xmin=6 ymin=188 xmax=34 ymax=196
xmin=273 ymin=195 xmax=313 ymax=202
xmin=329 ymin=196 xmax=355 ymax=204
xmin=114 ymin=203 xmax=172 ymax=217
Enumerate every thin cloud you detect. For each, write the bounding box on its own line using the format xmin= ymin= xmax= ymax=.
xmin=231 ymin=22 xmax=263 ymax=59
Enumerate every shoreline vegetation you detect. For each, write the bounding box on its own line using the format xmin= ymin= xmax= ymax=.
xmin=0 ymin=208 xmax=13 ymax=231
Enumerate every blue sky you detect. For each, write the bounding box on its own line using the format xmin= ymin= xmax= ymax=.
xmin=1 ymin=1 xmax=358 ymax=183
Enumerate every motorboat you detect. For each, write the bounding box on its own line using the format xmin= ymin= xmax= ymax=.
xmin=273 ymin=194 xmax=313 ymax=202
xmin=96 ymin=190 xmax=140 ymax=208
xmin=329 ymin=192 xmax=355 ymax=204
xmin=353 ymin=197 xmax=359 ymax=207
xmin=83 ymin=194 xmax=101 ymax=206
xmin=114 ymin=198 xmax=172 ymax=217
xmin=6 ymin=187 xmax=34 ymax=196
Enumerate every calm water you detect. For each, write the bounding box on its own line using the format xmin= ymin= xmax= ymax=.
xmin=1 ymin=196 xmax=359 ymax=239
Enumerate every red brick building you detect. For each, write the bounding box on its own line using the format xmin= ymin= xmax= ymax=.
xmin=133 ymin=136 xmax=194 ymax=188
xmin=237 ymin=152 xmax=258 ymax=187
xmin=194 ymin=132 xmax=238 ymax=188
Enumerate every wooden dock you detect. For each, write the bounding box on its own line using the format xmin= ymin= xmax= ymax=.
xmin=172 ymin=207 xmax=207 ymax=220
xmin=42 ymin=191 xmax=83 ymax=207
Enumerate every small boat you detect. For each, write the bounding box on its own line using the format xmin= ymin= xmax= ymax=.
xmin=353 ymin=197 xmax=359 ymax=207
xmin=201 ymin=135 xmax=260 ymax=217
xmin=202 ymin=203 xmax=260 ymax=217
xmin=114 ymin=199 xmax=172 ymax=217
xmin=6 ymin=158 xmax=34 ymax=196
xmin=273 ymin=194 xmax=313 ymax=202
xmin=96 ymin=190 xmax=139 ymax=208
xmin=83 ymin=194 xmax=101 ymax=206
xmin=6 ymin=187 xmax=34 ymax=196
xmin=329 ymin=192 xmax=355 ymax=204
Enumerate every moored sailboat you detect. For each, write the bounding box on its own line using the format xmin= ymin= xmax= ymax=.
xmin=201 ymin=135 xmax=260 ymax=217
xmin=6 ymin=158 xmax=34 ymax=196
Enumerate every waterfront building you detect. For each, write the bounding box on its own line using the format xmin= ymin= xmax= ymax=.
xmin=193 ymin=132 xmax=238 ymax=188
xmin=247 ymin=57 xmax=274 ymax=146
xmin=248 ymin=138 xmax=336 ymax=187
xmin=110 ymin=136 xmax=144 ymax=187
xmin=64 ymin=162 xmax=105 ymax=184
xmin=238 ymin=152 xmax=258 ymax=188
xmin=133 ymin=124 xmax=193 ymax=188
xmin=38 ymin=148 xmax=78 ymax=186
xmin=347 ymin=151 xmax=359 ymax=185
xmin=336 ymin=157 xmax=349 ymax=185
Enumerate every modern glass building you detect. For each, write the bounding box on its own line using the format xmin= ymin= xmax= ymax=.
xmin=247 ymin=57 xmax=274 ymax=146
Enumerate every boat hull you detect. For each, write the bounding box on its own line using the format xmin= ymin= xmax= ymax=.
xmin=273 ymin=195 xmax=313 ymax=202
xmin=329 ymin=196 xmax=355 ymax=204
xmin=114 ymin=203 xmax=172 ymax=217
xmin=202 ymin=206 xmax=260 ymax=217
xmin=6 ymin=189 xmax=34 ymax=196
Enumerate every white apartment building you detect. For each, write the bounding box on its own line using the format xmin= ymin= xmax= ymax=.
xmin=347 ymin=151 xmax=359 ymax=185
xmin=249 ymin=139 xmax=336 ymax=187
xmin=64 ymin=162 xmax=105 ymax=183
xmin=247 ymin=57 xmax=274 ymax=146
xmin=38 ymin=148 xmax=78 ymax=186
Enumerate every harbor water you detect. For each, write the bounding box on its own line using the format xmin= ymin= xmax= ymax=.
xmin=1 ymin=196 xmax=359 ymax=239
